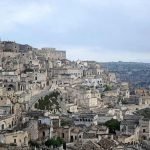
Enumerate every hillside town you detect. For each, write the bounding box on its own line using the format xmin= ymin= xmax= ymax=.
xmin=0 ymin=41 xmax=150 ymax=150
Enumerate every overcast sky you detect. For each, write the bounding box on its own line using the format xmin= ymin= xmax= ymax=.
xmin=0 ymin=0 xmax=150 ymax=62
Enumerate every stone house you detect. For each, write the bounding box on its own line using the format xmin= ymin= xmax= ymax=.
xmin=108 ymin=109 xmax=123 ymax=120
xmin=33 ymin=70 xmax=47 ymax=89
xmin=124 ymin=95 xmax=142 ymax=105
xmin=120 ymin=89 xmax=130 ymax=98
xmin=66 ymin=103 xmax=78 ymax=113
xmin=83 ymin=78 xmax=103 ymax=87
xmin=0 ymin=130 xmax=28 ymax=147
xmin=108 ymin=73 xmax=116 ymax=83
xmin=141 ymin=96 xmax=150 ymax=105
xmin=83 ymin=68 xmax=95 ymax=78
xmin=104 ymin=89 xmax=120 ymax=97
xmin=23 ymin=119 xmax=38 ymax=141
xmin=120 ymin=115 xmax=142 ymax=136
xmin=50 ymin=74 xmax=74 ymax=86
xmin=73 ymin=113 xmax=98 ymax=127
xmin=0 ymin=114 xmax=16 ymax=130
xmin=38 ymin=116 xmax=53 ymax=140
xmin=36 ymin=48 xmax=66 ymax=60
xmin=77 ymin=88 xmax=98 ymax=108
xmin=56 ymin=126 xmax=83 ymax=143
xmin=67 ymin=68 xmax=83 ymax=78
xmin=139 ymin=118 xmax=150 ymax=140
xmin=48 ymin=115 xmax=61 ymax=129
xmin=2 ymin=70 xmax=21 ymax=91
xmin=83 ymin=125 xmax=109 ymax=142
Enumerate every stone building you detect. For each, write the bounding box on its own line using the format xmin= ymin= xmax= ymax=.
xmin=108 ymin=73 xmax=117 ymax=83
xmin=67 ymin=68 xmax=83 ymax=78
xmin=38 ymin=116 xmax=53 ymax=140
xmin=120 ymin=115 xmax=141 ymax=140
xmin=2 ymin=70 xmax=21 ymax=91
xmin=139 ymin=118 xmax=150 ymax=140
xmin=23 ymin=119 xmax=38 ymax=141
xmin=83 ymin=125 xmax=109 ymax=142
xmin=76 ymin=87 xmax=99 ymax=108
xmin=73 ymin=113 xmax=98 ymax=127
xmin=0 ymin=114 xmax=16 ymax=130
xmin=36 ymin=48 xmax=66 ymax=60
xmin=0 ymin=130 xmax=28 ymax=147
xmin=56 ymin=126 xmax=83 ymax=143
xmin=83 ymin=78 xmax=103 ymax=87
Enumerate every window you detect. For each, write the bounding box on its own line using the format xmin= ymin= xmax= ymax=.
xmin=43 ymin=131 xmax=45 ymax=137
xmin=75 ymin=136 xmax=77 ymax=140
xmin=143 ymin=129 xmax=146 ymax=133
xmin=38 ymin=120 xmax=41 ymax=124
xmin=14 ymin=139 xmax=16 ymax=143
xmin=1 ymin=124 xmax=4 ymax=130
xmin=62 ymin=133 xmax=64 ymax=138
xmin=70 ymin=136 xmax=73 ymax=142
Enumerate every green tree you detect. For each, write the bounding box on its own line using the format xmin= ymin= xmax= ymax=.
xmin=104 ymin=85 xmax=112 ymax=91
xmin=105 ymin=119 xmax=120 ymax=134
xmin=45 ymin=137 xmax=63 ymax=148
xmin=35 ymin=91 xmax=61 ymax=111
xmin=29 ymin=140 xmax=39 ymax=148
xmin=61 ymin=119 xmax=72 ymax=126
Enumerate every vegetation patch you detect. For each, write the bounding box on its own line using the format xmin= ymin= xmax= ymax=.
xmin=45 ymin=137 xmax=64 ymax=148
xmin=136 ymin=108 xmax=150 ymax=119
xmin=105 ymin=119 xmax=120 ymax=134
xmin=34 ymin=91 xmax=61 ymax=112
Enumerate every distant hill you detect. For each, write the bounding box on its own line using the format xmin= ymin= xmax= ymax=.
xmin=101 ymin=62 xmax=150 ymax=89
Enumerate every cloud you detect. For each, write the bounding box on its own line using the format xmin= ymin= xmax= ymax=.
xmin=0 ymin=0 xmax=150 ymax=62
xmin=0 ymin=0 xmax=53 ymax=33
